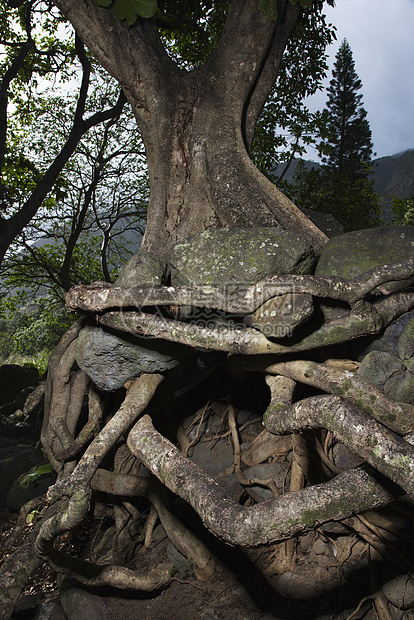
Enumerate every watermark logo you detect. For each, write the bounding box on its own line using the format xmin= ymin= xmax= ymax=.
xmin=113 ymin=282 xmax=296 ymax=340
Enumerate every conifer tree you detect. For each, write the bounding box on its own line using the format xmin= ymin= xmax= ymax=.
xmin=322 ymin=38 xmax=373 ymax=180
xmin=318 ymin=38 xmax=380 ymax=230
xmin=289 ymin=39 xmax=381 ymax=232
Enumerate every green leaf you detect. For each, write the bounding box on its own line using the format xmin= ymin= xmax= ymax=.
xmin=27 ymin=463 xmax=54 ymax=479
xmin=258 ymin=0 xmax=278 ymax=21
xmin=110 ymin=0 xmax=157 ymax=25
xmin=94 ymin=0 xmax=112 ymax=6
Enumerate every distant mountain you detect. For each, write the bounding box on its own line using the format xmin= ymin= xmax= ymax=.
xmin=373 ymin=149 xmax=414 ymax=221
xmin=273 ymin=149 xmax=414 ymax=223
xmin=373 ymin=149 xmax=414 ymax=195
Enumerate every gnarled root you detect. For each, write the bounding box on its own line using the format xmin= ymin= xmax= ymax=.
xmin=263 ymin=394 xmax=414 ymax=498
xmin=35 ymin=373 xmax=171 ymax=591
xmin=127 ymin=414 xmax=396 ymax=547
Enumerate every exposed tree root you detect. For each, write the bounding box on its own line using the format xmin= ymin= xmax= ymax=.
xmin=263 ymin=395 xmax=414 ymax=498
xmin=236 ymin=359 xmax=414 ymax=435
xmin=35 ymin=374 xmax=167 ymax=590
xmin=4 ymin=261 xmax=414 ymax=619
xmin=96 ymin=289 xmax=414 ymax=355
xmin=127 ymin=414 xmax=395 ymax=546
xmin=66 ymin=258 xmax=414 ymax=313
xmin=147 ymin=479 xmax=216 ymax=580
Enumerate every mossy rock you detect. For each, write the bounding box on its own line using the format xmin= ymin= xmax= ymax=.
xmin=114 ymin=251 xmax=167 ymax=287
xmin=166 ymin=227 xmax=316 ymax=286
xmin=315 ymin=225 xmax=414 ymax=293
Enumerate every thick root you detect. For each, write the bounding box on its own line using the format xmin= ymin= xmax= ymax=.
xmin=127 ymin=414 xmax=396 ymax=547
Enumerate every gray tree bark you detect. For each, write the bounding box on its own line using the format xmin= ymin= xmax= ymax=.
xmin=51 ymin=0 xmax=328 ymax=256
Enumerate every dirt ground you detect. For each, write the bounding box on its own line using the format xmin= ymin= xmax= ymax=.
xmin=4 ymin=499 xmax=412 ymax=620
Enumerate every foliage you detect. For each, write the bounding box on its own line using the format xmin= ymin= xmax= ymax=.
xmin=3 ymin=237 xmax=104 ymax=300
xmin=93 ymin=0 xmax=335 ymax=27
xmin=0 ymin=0 xmax=148 ymax=268
xmin=94 ymin=0 xmax=157 ymax=24
xmin=284 ymin=159 xmax=381 ymax=231
xmin=391 ymin=195 xmax=414 ymax=226
xmin=0 ymin=0 xmax=74 ymax=218
xmin=0 ymin=294 xmax=74 ymax=373
xmin=1 ymin=2 xmax=148 ymax=289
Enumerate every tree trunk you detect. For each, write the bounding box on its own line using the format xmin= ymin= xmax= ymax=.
xmin=51 ymin=0 xmax=328 ymax=258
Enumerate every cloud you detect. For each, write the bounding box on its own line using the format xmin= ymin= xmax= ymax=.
xmin=306 ymin=0 xmax=414 ymax=158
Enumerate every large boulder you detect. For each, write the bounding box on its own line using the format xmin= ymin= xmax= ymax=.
xmin=358 ymin=311 xmax=414 ymax=405
xmin=165 ymin=227 xmax=316 ymax=285
xmin=76 ymin=326 xmax=180 ymax=391
xmin=114 ymin=251 xmax=167 ymax=287
xmin=359 ymin=310 xmax=414 ymax=358
xmin=315 ymin=225 xmax=414 ymax=294
xmin=165 ymin=228 xmax=316 ymax=336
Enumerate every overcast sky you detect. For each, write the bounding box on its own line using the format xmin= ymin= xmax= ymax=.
xmin=306 ymin=0 xmax=414 ymax=160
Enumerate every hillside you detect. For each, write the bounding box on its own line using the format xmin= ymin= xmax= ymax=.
xmin=273 ymin=149 xmax=414 ymax=222
xmin=373 ymin=149 xmax=414 ymax=221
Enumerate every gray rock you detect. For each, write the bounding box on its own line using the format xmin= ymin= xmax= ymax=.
xmin=359 ymin=310 xmax=414 ymax=358
xmin=166 ymin=227 xmax=316 ymax=286
xmin=60 ymin=586 xmax=108 ymax=620
xmin=215 ymin=473 xmax=244 ymax=501
xmin=244 ymin=292 xmax=313 ymax=336
xmin=315 ymin=225 xmax=414 ymax=294
xmin=333 ymin=443 xmax=363 ymax=470
xmin=114 ymin=251 xmax=167 ymax=287
xmin=382 ymin=574 xmax=414 ymax=610
xmin=399 ymin=317 xmax=414 ymax=371
xmin=76 ymin=325 xmax=179 ymax=391
xmin=243 ymin=462 xmax=290 ymax=503
xmin=384 ymin=370 xmax=414 ymax=404
xmin=0 ymin=364 xmax=39 ymax=407
xmin=313 ymin=537 xmax=331 ymax=556
xmin=358 ymin=351 xmax=405 ymax=388
xmin=183 ymin=408 xmax=226 ymax=442
xmin=189 ymin=439 xmax=234 ymax=477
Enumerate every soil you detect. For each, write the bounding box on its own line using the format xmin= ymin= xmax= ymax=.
xmin=3 ymin=498 xmax=413 ymax=620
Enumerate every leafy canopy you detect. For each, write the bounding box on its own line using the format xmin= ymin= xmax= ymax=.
xmin=93 ymin=0 xmax=335 ymax=27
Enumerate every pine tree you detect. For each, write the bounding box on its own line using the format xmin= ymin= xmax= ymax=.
xmin=289 ymin=39 xmax=381 ymax=232
xmin=317 ymin=39 xmax=380 ymax=230
xmin=322 ymin=38 xmax=373 ymax=180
